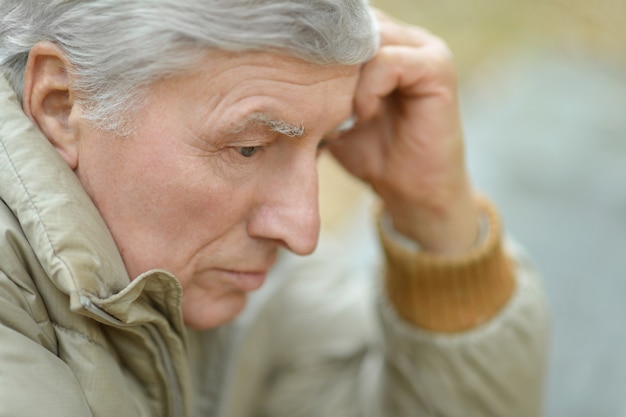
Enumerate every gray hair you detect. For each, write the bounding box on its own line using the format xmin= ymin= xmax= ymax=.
xmin=0 ymin=0 xmax=378 ymax=133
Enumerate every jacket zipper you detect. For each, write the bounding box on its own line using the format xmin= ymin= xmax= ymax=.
xmin=80 ymin=295 xmax=184 ymax=417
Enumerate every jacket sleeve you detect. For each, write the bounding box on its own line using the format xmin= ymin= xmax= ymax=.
xmin=255 ymin=198 xmax=549 ymax=417
xmin=374 ymin=197 xmax=550 ymax=416
xmin=0 ymin=276 xmax=93 ymax=417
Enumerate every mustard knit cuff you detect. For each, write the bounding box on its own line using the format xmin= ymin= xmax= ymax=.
xmin=379 ymin=197 xmax=516 ymax=332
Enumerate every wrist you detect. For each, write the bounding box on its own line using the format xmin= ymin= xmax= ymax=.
xmin=385 ymin=189 xmax=480 ymax=254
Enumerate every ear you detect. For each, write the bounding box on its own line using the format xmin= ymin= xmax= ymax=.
xmin=22 ymin=41 xmax=79 ymax=169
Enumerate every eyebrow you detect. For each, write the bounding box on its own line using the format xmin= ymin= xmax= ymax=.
xmin=228 ymin=113 xmax=305 ymax=138
xmin=225 ymin=112 xmax=356 ymax=141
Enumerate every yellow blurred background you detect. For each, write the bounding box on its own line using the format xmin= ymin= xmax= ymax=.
xmin=376 ymin=0 xmax=626 ymax=76
xmin=320 ymin=0 xmax=626 ymax=230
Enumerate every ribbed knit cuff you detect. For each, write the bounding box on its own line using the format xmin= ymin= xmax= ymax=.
xmin=379 ymin=197 xmax=516 ymax=332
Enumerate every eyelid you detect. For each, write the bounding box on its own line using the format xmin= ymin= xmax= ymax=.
xmin=229 ymin=133 xmax=275 ymax=150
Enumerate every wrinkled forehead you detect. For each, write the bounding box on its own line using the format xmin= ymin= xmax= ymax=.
xmin=135 ymin=49 xmax=360 ymax=141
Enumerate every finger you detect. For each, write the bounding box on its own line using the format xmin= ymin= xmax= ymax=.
xmin=354 ymin=44 xmax=455 ymax=122
xmin=353 ymin=47 xmax=409 ymax=122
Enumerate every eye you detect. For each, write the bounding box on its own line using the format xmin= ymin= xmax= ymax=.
xmin=238 ymin=146 xmax=259 ymax=158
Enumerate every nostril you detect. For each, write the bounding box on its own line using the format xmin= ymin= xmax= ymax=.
xmin=247 ymin=198 xmax=320 ymax=256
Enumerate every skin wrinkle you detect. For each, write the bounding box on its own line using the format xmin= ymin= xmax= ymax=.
xmin=65 ymin=50 xmax=360 ymax=329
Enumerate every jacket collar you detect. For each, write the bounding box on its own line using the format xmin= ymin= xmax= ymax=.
xmin=0 ymin=75 xmax=149 ymax=308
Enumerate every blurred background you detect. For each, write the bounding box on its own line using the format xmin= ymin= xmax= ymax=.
xmin=318 ymin=0 xmax=626 ymax=415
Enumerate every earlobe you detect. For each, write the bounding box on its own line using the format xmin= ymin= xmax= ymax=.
xmin=23 ymin=41 xmax=79 ymax=169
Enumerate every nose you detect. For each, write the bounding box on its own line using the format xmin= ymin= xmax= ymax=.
xmin=247 ymin=153 xmax=320 ymax=256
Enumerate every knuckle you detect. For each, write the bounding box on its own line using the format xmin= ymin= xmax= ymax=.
xmin=426 ymin=39 xmax=456 ymax=75
xmin=429 ymin=37 xmax=454 ymax=61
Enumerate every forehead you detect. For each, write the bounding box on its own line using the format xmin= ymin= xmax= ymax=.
xmin=148 ymin=50 xmax=361 ymax=137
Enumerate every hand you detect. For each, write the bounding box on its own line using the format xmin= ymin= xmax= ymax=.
xmin=328 ymin=10 xmax=480 ymax=254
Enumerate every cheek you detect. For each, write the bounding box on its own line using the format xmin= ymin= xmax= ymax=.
xmin=82 ymin=153 xmax=253 ymax=276
xmin=109 ymin=176 xmax=254 ymax=279
xmin=139 ymin=176 xmax=244 ymax=249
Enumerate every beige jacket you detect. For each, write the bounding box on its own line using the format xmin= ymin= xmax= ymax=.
xmin=0 ymin=75 xmax=549 ymax=417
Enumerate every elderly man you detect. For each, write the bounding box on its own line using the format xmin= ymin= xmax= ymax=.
xmin=0 ymin=1 xmax=548 ymax=416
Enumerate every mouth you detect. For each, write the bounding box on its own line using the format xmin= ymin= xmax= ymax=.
xmin=211 ymin=253 xmax=278 ymax=292
xmin=187 ymin=249 xmax=278 ymax=294
xmin=214 ymin=268 xmax=269 ymax=292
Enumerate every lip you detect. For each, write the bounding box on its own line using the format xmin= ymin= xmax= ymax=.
xmin=217 ymin=269 xmax=269 ymax=292
xmin=195 ymin=252 xmax=278 ymax=293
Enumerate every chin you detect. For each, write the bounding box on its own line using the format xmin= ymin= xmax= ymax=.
xmin=182 ymin=293 xmax=248 ymax=330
